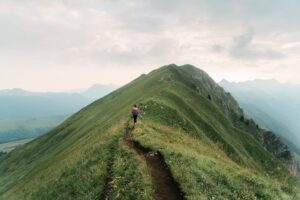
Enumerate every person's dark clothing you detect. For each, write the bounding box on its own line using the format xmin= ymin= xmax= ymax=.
xmin=132 ymin=106 xmax=140 ymax=123
xmin=133 ymin=114 xmax=138 ymax=123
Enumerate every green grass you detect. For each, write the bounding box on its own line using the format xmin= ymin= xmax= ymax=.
xmin=0 ymin=124 xmax=153 ymax=200
xmin=28 ymin=127 xmax=153 ymax=200
xmin=133 ymin=121 xmax=297 ymax=199
xmin=0 ymin=64 xmax=298 ymax=199
xmin=0 ymin=116 xmax=67 ymax=143
xmin=109 ymin=137 xmax=154 ymax=200
xmin=0 ymin=117 xmax=64 ymax=132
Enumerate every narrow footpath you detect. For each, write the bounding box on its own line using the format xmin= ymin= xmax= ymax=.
xmin=124 ymin=127 xmax=186 ymax=200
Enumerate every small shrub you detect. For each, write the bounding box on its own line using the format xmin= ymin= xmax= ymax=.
xmin=208 ymin=94 xmax=212 ymax=101
xmin=239 ymin=116 xmax=244 ymax=122
xmin=0 ymin=151 xmax=6 ymax=158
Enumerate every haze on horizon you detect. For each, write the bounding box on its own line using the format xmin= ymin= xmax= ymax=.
xmin=0 ymin=0 xmax=300 ymax=91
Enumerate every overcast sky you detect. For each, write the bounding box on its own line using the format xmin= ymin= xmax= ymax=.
xmin=0 ymin=0 xmax=299 ymax=91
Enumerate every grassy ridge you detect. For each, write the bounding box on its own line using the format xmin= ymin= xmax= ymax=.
xmin=0 ymin=64 xmax=298 ymax=199
xmin=0 ymin=67 xmax=160 ymax=199
xmin=0 ymin=124 xmax=153 ymax=200
xmin=30 ymin=127 xmax=153 ymax=200
xmin=133 ymin=121 xmax=296 ymax=199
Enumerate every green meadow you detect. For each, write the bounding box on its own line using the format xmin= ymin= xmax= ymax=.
xmin=0 ymin=116 xmax=67 ymax=144
xmin=0 ymin=64 xmax=298 ymax=199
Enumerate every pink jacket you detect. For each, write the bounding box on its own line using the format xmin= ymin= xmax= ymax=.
xmin=132 ymin=107 xmax=140 ymax=115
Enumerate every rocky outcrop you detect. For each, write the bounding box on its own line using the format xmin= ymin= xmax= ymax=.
xmin=174 ymin=64 xmax=296 ymax=175
xmin=262 ymin=131 xmax=295 ymax=169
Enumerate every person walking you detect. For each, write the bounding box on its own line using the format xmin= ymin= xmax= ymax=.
xmin=131 ymin=104 xmax=140 ymax=124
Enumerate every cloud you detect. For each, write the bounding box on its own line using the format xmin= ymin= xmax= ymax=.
xmin=0 ymin=0 xmax=300 ymax=90
xmin=231 ymin=28 xmax=285 ymax=60
xmin=232 ymin=28 xmax=254 ymax=50
xmin=211 ymin=44 xmax=225 ymax=53
xmin=212 ymin=27 xmax=285 ymax=60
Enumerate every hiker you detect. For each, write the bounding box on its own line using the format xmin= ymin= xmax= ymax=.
xmin=131 ymin=104 xmax=140 ymax=124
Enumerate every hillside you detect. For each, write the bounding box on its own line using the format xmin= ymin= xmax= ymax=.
xmin=219 ymin=79 xmax=300 ymax=148
xmin=220 ymin=79 xmax=300 ymax=173
xmin=0 ymin=85 xmax=116 ymax=144
xmin=82 ymin=84 xmax=118 ymax=100
xmin=0 ymin=85 xmax=117 ymax=120
xmin=0 ymin=64 xmax=299 ymax=199
xmin=0 ymin=116 xmax=67 ymax=144
xmin=0 ymin=89 xmax=90 ymax=120
xmin=0 ymin=89 xmax=89 ymax=144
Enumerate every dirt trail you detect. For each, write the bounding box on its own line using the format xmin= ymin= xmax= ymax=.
xmin=124 ymin=127 xmax=186 ymax=200
xmin=99 ymin=165 xmax=112 ymax=200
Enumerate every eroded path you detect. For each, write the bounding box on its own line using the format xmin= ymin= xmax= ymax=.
xmin=124 ymin=127 xmax=186 ymax=200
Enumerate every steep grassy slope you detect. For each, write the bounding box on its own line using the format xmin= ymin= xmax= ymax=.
xmin=219 ymin=79 xmax=300 ymax=173
xmin=0 ymin=116 xmax=67 ymax=144
xmin=0 ymin=138 xmax=35 ymax=153
xmin=219 ymin=79 xmax=300 ymax=147
xmin=0 ymin=64 xmax=298 ymax=199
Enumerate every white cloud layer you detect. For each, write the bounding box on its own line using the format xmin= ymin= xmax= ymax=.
xmin=0 ymin=0 xmax=299 ymax=91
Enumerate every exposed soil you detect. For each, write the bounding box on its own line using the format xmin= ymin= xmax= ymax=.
xmin=99 ymin=169 xmax=112 ymax=200
xmin=124 ymin=127 xmax=186 ymax=200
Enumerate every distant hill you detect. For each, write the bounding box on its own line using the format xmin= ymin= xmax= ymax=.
xmin=0 ymin=65 xmax=298 ymax=199
xmin=0 ymin=89 xmax=89 ymax=120
xmin=0 ymin=85 xmax=116 ymax=144
xmin=0 ymin=116 xmax=68 ymax=144
xmin=82 ymin=84 xmax=118 ymax=100
xmin=219 ymin=79 xmax=300 ymax=153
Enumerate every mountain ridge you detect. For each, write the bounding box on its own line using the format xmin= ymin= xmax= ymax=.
xmin=0 ymin=64 xmax=298 ymax=199
xmin=219 ymin=79 xmax=300 ymax=173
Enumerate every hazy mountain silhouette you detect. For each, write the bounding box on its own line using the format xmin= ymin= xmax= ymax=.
xmin=220 ymin=79 xmax=300 ymax=151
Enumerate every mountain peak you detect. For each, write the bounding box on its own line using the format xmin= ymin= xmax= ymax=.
xmin=83 ymin=84 xmax=117 ymax=99
xmin=0 ymin=88 xmax=29 ymax=96
xmin=0 ymin=64 xmax=298 ymax=199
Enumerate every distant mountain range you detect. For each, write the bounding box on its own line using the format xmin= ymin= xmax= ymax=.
xmin=0 ymin=84 xmax=118 ymax=120
xmin=82 ymin=84 xmax=118 ymax=99
xmin=0 ymin=84 xmax=117 ymax=143
xmin=219 ymin=79 xmax=300 ymax=154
